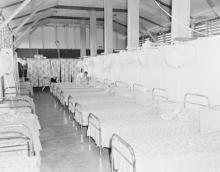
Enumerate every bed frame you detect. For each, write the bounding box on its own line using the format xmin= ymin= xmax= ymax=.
xmin=115 ymin=81 xmax=130 ymax=88
xmin=184 ymin=93 xmax=210 ymax=109
xmin=1 ymin=97 xmax=35 ymax=114
xmin=152 ymin=87 xmax=168 ymax=101
xmin=111 ymin=134 xmax=136 ymax=172
xmin=86 ymin=87 xmax=168 ymax=154
xmin=0 ymin=124 xmax=34 ymax=156
xmin=132 ymin=83 xmax=147 ymax=92
xmin=4 ymin=86 xmax=17 ymax=97
xmin=88 ymin=113 xmax=102 ymax=155
xmin=110 ymin=92 xmax=211 ymax=172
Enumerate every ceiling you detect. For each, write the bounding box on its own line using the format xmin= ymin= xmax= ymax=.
xmin=0 ymin=0 xmax=220 ymax=38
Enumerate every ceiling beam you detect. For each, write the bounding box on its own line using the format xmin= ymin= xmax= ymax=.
xmin=1 ymin=0 xmax=24 ymax=9
xmin=29 ymin=18 xmax=50 ymax=34
xmin=14 ymin=0 xmax=45 ymax=35
xmin=54 ymin=5 xmax=127 ymax=13
xmin=140 ymin=16 xmax=164 ymax=27
xmin=12 ymin=5 xmax=163 ymax=29
xmin=13 ymin=10 xmax=54 ymax=30
xmin=12 ymin=7 xmax=52 ymax=20
xmin=12 ymin=5 xmax=126 ymax=21
xmin=14 ymin=19 xmax=39 ymax=45
xmin=0 ymin=0 xmax=32 ymax=30
xmin=155 ymin=0 xmax=171 ymax=9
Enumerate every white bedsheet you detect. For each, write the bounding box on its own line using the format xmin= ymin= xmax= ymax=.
xmin=113 ymin=131 xmax=220 ymax=172
xmin=61 ymin=88 xmax=106 ymax=104
xmin=76 ymin=101 xmax=156 ymax=126
xmin=0 ymin=111 xmax=42 ymax=156
xmin=88 ymin=111 xmax=199 ymax=148
xmin=0 ymin=152 xmax=40 ymax=172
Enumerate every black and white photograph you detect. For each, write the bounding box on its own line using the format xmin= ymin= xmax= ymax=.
xmin=0 ymin=0 xmax=220 ymax=171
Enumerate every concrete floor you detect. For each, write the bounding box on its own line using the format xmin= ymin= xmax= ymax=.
xmin=34 ymin=89 xmax=111 ymax=172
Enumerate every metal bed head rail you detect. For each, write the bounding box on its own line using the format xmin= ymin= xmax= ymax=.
xmin=1 ymin=98 xmax=35 ymax=114
xmin=111 ymin=134 xmax=136 ymax=172
xmin=4 ymin=87 xmax=17 ymax=97
xmin=60 ymin=90 xmax=65 ymax=105
xmin=67 ymin=95 xmax=75 ymax=113
xmin=0 ymin=124 xmax=35 ymax=157
xmin=115 ymin=81 xmax=130 ymax=88
xmin=184 ymin=93 xmax=210 ymax=109
xmin=132 ymin=83 xmax=147 ymax=92
xmin=88 ymin=113 xmax=102 ymax=155
xmin=75 ymin=102 xmax=83 ymax=130
xmin=56 ymin=87 xmax=62 ymax=99
xmin=152 ymin=88 xmax=168 ymax=101
xmin=0 ymin=98 xmax=35 ymax=114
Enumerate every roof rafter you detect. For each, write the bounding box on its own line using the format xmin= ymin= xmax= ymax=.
xmin=1 ymin=0 xmax=24 ymax=9
xmin=11 ymin=5 xmax=162 ymax=27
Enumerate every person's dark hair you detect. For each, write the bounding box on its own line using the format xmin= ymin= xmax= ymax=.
xmin=84 ymin=71 xmax=88 ymax=75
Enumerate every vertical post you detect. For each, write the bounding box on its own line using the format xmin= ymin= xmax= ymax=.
xmin=28 ymin=32 xmax=31 ymax=48
xmin=104 ymin=0 xmax=113 ymax=54
xmin=171 ymin=0 xmax=191 ymax=41
xmin=41 ymin=27 xmax=45 ymax=49
xmin=89 ymin=10 xmax=97 ymax=56
xmin=0 ymin=0 xmax=32 ymax=30
xmin=64 ymin=25 xmax=68 ymax=49
xmin=80 ymin=20 xmax=87 ymax=57
xmin=127 ymin=0 xmax=140 ymax=49
xmin=54 ymin=26 xmax=60 ymax=59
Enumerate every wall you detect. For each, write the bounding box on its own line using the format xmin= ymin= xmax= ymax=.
xmin=85 ymin=35 xmax=220 ymax=105
xmin=18 ymin=25 xmax=126 ymax=50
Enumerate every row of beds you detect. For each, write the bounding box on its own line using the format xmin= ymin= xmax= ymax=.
xmin=51 ymin=79 xmax=220 ymax=172
xmin=0 ymin=81 xmax=41 ymax=172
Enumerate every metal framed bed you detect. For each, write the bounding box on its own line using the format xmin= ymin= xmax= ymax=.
xmin=110 ymin=93 xmax=214 ymax=172
xmin=111 ymin=134 xmax=136 ymax=172
xmin=184 ymin=93 xmax=210 ymax=108
xmin=86 ymin=87 xmax=169 ymax=154
xmin=0 ymin=123 xmax=40 ymax=172
xmin=0 ymin=124 xmax=34 ymax=156
xmin=73 ymin=81 xmax=134 ymax=128
xmin=1 ymin=96 xmax=35 ymax=114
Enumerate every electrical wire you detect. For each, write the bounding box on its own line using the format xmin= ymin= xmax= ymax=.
xmin=154 ymin=0 xmax=208 ymax=37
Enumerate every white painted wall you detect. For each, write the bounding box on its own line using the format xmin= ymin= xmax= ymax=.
xmin=18 ymin=25 xmax=126 ymax=50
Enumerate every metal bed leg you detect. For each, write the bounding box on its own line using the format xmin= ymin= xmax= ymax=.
xmin=88 ymin=113 xmax=102 ymax=155
xmin=111 ymin=134 xmax=136 ymax=172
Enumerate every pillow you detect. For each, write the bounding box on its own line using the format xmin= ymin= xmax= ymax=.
xmin=200 ymin=107 xmax=220 ymax=133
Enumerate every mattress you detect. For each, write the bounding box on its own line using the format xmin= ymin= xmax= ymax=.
xmin=0 ymin=152 xmax=40 ymax=172
xmin=87 ymin=109 xmax=199 ymax=148
xmin=68 ymin=95 xmax=128 ymax=113
xmin=61 ymin=89 xmax=110 ymax=105
xmin=112 ymin=131 xmax=220 ymax=172
xmin=3 ymin=96 xmax=36 ymax=113
xmin=0 ymin=111 xmax=42 ymax=156
xmin=76 ymin=101 xmax=157 ymax=126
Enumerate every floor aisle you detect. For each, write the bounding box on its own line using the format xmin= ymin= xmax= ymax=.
xmin=34 ymin=89 xmax=111 ymax=172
